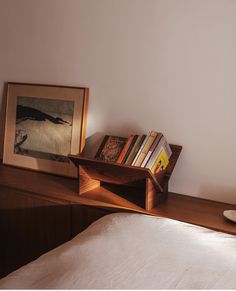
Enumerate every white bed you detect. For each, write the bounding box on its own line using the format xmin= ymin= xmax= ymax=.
xmin=0 ymin=213 xmax=236 ymax=289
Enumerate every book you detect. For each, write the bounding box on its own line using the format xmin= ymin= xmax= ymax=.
xmin=116 ymin=135 xmax=135 ymax=163
xmin=140 ymin=133 xmax=163 ymax=167
xmin=94 ymin=135 xmax=127 ymax=162
xmin=122 ymin=135 xmax=139 ymax=164
xmin=133 ymin=131 xmax=158 ymax=167
xmin=151 ymin=147 xmax=169 ymax=174
xmin=162 ymin=138 xmax=172 ymax=159
xmin=125 ymin=135 xmax=147 ymax=165
xmin=145 ymin=136 xmax=171 ymax=170
xmin=131 ymin=135 xmax=149 ymax=166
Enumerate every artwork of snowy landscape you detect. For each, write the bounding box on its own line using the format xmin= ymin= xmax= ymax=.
xmin=15 ymin=96 xmax=74 ymax=162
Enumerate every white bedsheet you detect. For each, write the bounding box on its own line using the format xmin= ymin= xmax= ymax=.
xmin=0 ymin=213 xmax=236 ymax=289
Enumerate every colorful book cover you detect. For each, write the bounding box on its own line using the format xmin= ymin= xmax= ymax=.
xmin=151 ymin=147 xmax=169 ymax=174
xmin=145 ymin=136 xmax=168 ymax=170
xmin=122 ymin=135 xmax=139 ymax=164
xmin=134 ymin=131 xmax=158 ymax=167
xmin=125 ymin=135 xmax=146 ymax=165
xmin=140 ymin=133 xmax=163 ymax=167
xmin=116 ymin=135 xmax=134 ymax=163
xmin=94 ymin=135 xmax=127 ymax=162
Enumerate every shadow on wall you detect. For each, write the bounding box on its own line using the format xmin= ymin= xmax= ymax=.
xmin=0 ymin=83 xmax=8 ymax=159
xmin=82 ymin=124 xmax=143 ymax=158
xmin=200 ymin=185 xmax=236 ymax=205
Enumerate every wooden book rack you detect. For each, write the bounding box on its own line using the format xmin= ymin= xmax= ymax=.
xmin=69 ymin=144 xmax=182 ymax=211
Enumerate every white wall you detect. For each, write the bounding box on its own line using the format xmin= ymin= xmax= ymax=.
xmin=1 ymin=0 xmax=236 ymax=204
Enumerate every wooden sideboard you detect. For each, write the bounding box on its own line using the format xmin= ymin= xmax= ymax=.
xmin=0 ymin=164 xmax=116 ymax=278
xmin=1 ymin=163 xmax=236 ymax=278
xmin=0 ymin=184 xmax=113 ymax=278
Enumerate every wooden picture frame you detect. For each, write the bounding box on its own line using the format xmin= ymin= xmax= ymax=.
xmin=3 ymin=82 xmax=88 ymax=178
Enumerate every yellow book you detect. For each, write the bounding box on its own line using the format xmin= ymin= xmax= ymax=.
xmin=151 ymin=147 xmax=169 ymax=174
xmin=134 ymin=131 xmax=158 ymax=167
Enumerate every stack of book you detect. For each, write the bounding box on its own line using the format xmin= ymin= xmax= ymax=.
xmin=94 ymin=131 xmax=172 ymax=174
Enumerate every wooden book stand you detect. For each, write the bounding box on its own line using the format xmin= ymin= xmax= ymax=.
xmin=69 ymin=144 xmax=182 ymax=211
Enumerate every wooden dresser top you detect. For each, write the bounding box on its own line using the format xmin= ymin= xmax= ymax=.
xmin=1 ymin=163 xmax=236 ymax=235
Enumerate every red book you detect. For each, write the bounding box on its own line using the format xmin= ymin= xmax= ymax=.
xmin=116 ymin=135 xmax=134 ymax=163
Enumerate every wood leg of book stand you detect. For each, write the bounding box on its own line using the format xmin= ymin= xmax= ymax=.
xmin=163 ymin=181 xmax=168 ymax=200
xmin=145 ymin=178 xmax=168 ymax=211
xmin=78 ymin=166 xmax=100 ymax=195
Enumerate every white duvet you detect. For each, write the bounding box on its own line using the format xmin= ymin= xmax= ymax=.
xmin=0 ymin=213 xmax=236 ymax=289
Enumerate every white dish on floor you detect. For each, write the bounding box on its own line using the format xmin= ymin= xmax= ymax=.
xmin=223 ymin=210 xmax=236 ymax=223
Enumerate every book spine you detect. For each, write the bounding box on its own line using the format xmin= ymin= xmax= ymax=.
xmin=134 ymin=131 xmax=158 ymax=167
xmin=140 ymin=133 xmax=163 ymax=167
xmin=126 ymin=135 xmax=146 ymax=165
xmin=116 ymin=135 xmax=134 ymax=163
xmin=145 ymin=136 xmax=165 ymax=169
xmin=122 ymin=135 xmax=138 ymax=164
xmin=151 ymin=147 xmax=169 ymax=173
xmin=131 ymin=135 xmax=149 ymax=166
xmin=163 ymin=139 xmax=172 ymax=158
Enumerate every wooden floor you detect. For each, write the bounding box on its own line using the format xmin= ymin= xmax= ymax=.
xmin=1 ymin=163 xmax=236 ymax=235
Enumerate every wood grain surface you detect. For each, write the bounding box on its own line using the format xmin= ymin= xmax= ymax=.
xmin=1 ymin=161 xmax=236 ymax=236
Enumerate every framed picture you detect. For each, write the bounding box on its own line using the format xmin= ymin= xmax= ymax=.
xmin=3 ymin=82 xmax=88 ymax=177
